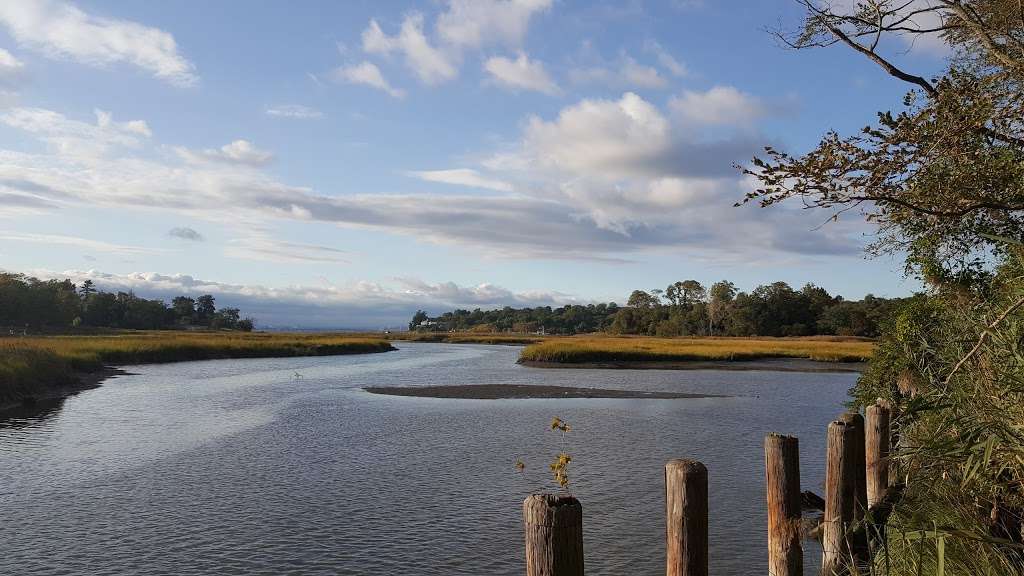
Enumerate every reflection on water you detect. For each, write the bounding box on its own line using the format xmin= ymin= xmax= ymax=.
xmin=0 ymin=342 xmax=854 ymax=575
xmin=0 ymin=397 xmax=68 ymax=430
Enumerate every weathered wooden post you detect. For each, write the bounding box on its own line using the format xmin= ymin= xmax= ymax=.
xmin=838 ymin=412 xmax=868 ymax=520
xmin=765 ymin=434 xmax=802 ymax=576
xmin=866 ymin=402 xmax=891 ymax=508
xmin=523 ymin=493 xmax=584 ymax=576
xmin=822 ymin=420 xmax=857 ymax=575
xmin=665 ymin=459 xmax=708 ymax=576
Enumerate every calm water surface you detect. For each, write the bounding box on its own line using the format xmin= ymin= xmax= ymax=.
xmin=0 ymin=342 xmax=855 ymax=575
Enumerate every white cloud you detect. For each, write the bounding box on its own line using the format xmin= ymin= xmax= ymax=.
xmin=331 ymin=61 xmax=404 ymax=98
xmin=265 ymin=105 xmax=324 ymax=120
xmin=643 ymin=39 xmax=687 ymax=77
xmin=436 ymin=0 xmax=552 ymax=49
xmin=0 ymin=107 xmax=150 ymax=156
xmin=0 ymin=105 xmax=861 ymax=264
xmin=362 ymin=15 xmax=457 ymax=85
xmin=520 ymin=92 xmax=672 ymax=179
xmin=0 ymin=0 xmax=197 ymax=86
xmin=179 ymin=139 xmax=275 ymax=166
xmin=355 ymin=1 xmax=550 ymax=88
xmin=0 ymin=47 xmax=25 ymax=84
xmin=669 ymin=85 xmax=767 ymax=127
xmin=0 ymin=232 xmax=163 ymax=255
xmin=409 ymin=168 xmax=514 ymax=192
xmin=224 ymin=236 xmax=351 ymax=264
xmin=29 ymin=269 xmax=584 ymax=328
xmin=484 ymin=52 xmax=559 ymax=95
xmin=568 ymin=50 xmax=670 ymax=90
xmin=621 ymin=56 xmax=667 ymax=88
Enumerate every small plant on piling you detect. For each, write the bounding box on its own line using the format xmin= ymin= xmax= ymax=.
xmin=549 ymin=417 xmax=572 ymax=490
xmin=512 ymin=416 xmax=574 ymax=492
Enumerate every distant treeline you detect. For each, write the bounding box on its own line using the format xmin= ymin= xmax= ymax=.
xmin=0 ymin=273 xmax=254 ymax=331
xmin=410 ymin=280 xmax=905 ymax=338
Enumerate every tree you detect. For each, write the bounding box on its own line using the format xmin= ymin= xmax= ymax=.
xmin=409 ymin=310 xmax=429 ymax=331
xmin=172 ymin=296 xmax=195 ymax=325
xmin=708 ymin=280 xmax=737 ymax=335
xmin=744 ymin=1 xmax=1024 ymax=568
xmin=78 ymin=279 xmax=96 ymax=299
xmin=745 ymin=0 xmax=1024 ymax=287
xmin=195 ymin=295 xmax=216 ymax=325
xmin=627 ymin=290 xmax=659 ymax=309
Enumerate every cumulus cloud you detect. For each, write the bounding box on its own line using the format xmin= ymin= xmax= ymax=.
xmin=168 ymin=227 xmax=203 ymax=241
xmin=669 ymin=85 xmax=767 ymax=127
xmin=484 ymin=52 xmax=560 ymax=95
xmin=178 ymin=139 xmax=275 ymax=166
xmin=436 ymin=0 xmax=552 ymax=49
xmin=29 ymin=269 xmax=585 ymax=328
xmin=265 ymin=104 xmax=324 ymax=120
xmin=356 ymin=1 xmax=551 ymax=87
xmin=408 ymin=168 xmax=514 ymax=192
xmin=331 ymin=61 xmax=404 ymax=98
xmin=0 ymin=0 xmax=197 ymax=86
xmin=362 ymin=15 xmax=457 ymax=85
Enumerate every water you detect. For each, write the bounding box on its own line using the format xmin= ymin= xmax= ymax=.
xmin=0 ymin=342 xmax=855 ymax=575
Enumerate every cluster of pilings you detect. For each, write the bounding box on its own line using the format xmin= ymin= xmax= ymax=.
xmin=521 ymin=401 xmax=893 ymax=575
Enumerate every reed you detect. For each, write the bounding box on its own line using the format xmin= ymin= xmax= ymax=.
xmin=518 ymin=335 xmax=874 ymax=364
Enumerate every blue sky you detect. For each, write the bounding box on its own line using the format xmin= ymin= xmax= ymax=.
xmin=0 ymin=0 xmax=942 ymax=328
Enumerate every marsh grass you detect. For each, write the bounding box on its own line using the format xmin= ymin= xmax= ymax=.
xmin=518 ymin=335 xmax=874 ymax=364
xmin=0 ymin=331 xmax=394 ymax=405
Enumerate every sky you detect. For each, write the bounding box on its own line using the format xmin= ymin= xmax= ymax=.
xmin=0 ymin=0 xmax=944 ymax=328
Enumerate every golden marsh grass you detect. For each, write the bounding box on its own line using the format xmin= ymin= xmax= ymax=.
xmin=0 ymin=331 xmax=394 ymax=404
xmin=518 ymin=335 xmax=875 ymax=364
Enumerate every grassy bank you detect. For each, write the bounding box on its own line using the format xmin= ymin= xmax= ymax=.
xmin=0 ymin=332 xmax=395 ymax=406
xmin=518 ymin=335 xmax=874 ymax=365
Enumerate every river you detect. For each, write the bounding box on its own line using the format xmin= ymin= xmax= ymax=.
xmin=0 ymin=342 xmax=855 ymax=575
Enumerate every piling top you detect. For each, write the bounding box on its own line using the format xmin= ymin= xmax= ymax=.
xmin=665 ymin=459 xmax=707 ymax=476
xmin=839 ymin=411 xmax=864 ymax=425
xmin=523 ymin=493 xmax=582 ymax=528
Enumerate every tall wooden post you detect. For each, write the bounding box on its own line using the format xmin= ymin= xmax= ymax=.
xmin=838 ymin=412 xmax=868 ymax=520
xmin=822 ymin=420 xmax=857 ymax=575
xmin=866 ymin=403 xmax=891 ymax=508
xmin=666 ymin=459 xmax=708 ymax=576
xmin=765 ymin=434 xmax=802 ymax=576
xmin=523 ymin=493 xmax=583 ymax=576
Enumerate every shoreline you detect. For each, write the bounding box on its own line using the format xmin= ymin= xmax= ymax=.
xmin=365 ymin=384 xmax=728 ymax=399
xmin=518 ymin=358 xmax=865 ymax=373
xmin=0 ymin=367 xmax=129 ymax=415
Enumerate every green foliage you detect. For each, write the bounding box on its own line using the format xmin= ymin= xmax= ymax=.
xmin=413 ymin=279 xmax=901 ymax=338
xmin=0 ymin=272 xmax=255 ymax=331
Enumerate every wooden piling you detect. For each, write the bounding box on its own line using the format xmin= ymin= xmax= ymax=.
xmin=666 ymin=459 xmax=708 ymax=576
xmin=765 ymin=434 xmax=802 ymax=576
xmin=838 ymin=412 xmax=868 ymax=520
xmin=523 ymin=493 xmax=584 ymax=576
xmin=865 ymin=403 xmax=891 ymax=508
xmin=822 ymin=420 xmax=857 ymax=576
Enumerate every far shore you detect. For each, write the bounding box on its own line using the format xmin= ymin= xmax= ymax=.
xmin=518 ymin=358 xmax=866 ymax=373
xmin=365 ymin=384 xmax=729 ymax=399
